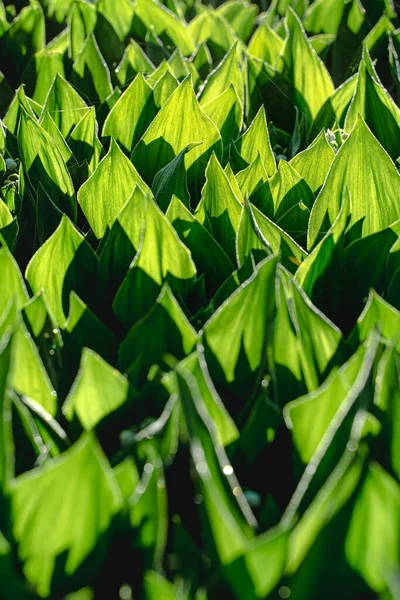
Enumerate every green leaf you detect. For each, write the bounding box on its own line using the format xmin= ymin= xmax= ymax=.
xmin=0 ymin=336 xmax=13 ymax=489
xmin=78 ymin=138 xmax=150 ymax=239
xmin=234 ymin=107 xmax=276 ymax=177
xmin=102 ymin=73 xmax=156 ymax=153
xmin=202 ymin=255 xmax=278 ymax=393
xmin=217 ymin=1 xmax=258 ymax=42
xmin=252 ymin=203 xmax=307 ymax=272
xmin=199 ymin=42 xmax=244 ymax=108
xmin=308 ymin=117 xmax=400 ymax=249
xmin=313 ymin=73 xmax=357 ymax=133
xmin=345 ymin=463 xmax=400 ymax=592
xmin=276 ymin=267 xmax=343 ymax=394
xmin=176 ymin=367 xmax=254 ymax=565
xmin=71 ymin=34 xmax=113 ymax=104
xmin=0 ymin=307 xmax=57 ymax=416
xmin=166 ymin=195 xmax=234 ymax=296
xmin=10 ymin=433 xmax=122 ymax=597
xmin=119 ymin=284 xmax=197 ymax=384
xmin=113 ymin=197 xmax=197 ymax=329
xmin=280 ymin=8 xmax=334 ymax=120
xmin=225 ymin=527 xmax=288 ymax=600
xmin=152 ymin=145 xmax=196 ymax=211
xmin=17 ymin=110 xmax=77 ymax=221
xmin=96 ymin=187 xmax=147 ymax=300
xmin=68 ymin=0 xmax=97 ymax=61
xmin=132 ymin=77 xmax=222 ymax=185
xmin=236 ymin=200 xmax=269 ymax=268
xmin=39 ymin=111 xmax=72 ymax=164
xmin=0 ymin=245 xmax=29 ymax=315
xmin=345 ymin=47 xmax=400 ymax=162
xmin=41 ymin=73 xmax=89 ymax=139
xmin=135 ymin=0 xmax=195 ymax=55
xmin=67 ymin=107 xmax=102 ymax=181
xmin=269 ymin=160 xmax=314 ymax=247
xmin=26 ymin=215 xmax=98 ymax=327
xmin=197 ymin=152 xmax=242 ymax=262
xmin=115 ymin=39 xmax=155 ymax=86
xmin=248 ymin=23 xmax=284 ymax=65
xmin=289 ymin=130 xmax=335 ymax=193
xmin=97 ymin=0 xmax=134 ymax=41
xmin=22 ymin=49 xmax=65 ymax=106
xmin=64 ymin=291 xmax=117 ymax=375
xmin=284 ymin=343 xmax=366 ymax=463
xmin=202 ymin=84 xmax=243 ymax=148
xmin=235 ymin=154 xmax=268 ymax=200
xmin=63 ymin=349 xmax=130 ymax=430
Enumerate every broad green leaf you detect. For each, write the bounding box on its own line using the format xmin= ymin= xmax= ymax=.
xmin=97 ymin=0 xmax=134 ymax=40
xmin=0 ymin=337 xmax=13 ymax=489
xmin=284 ymin=343 xmax=366 ymax=463
xmin=22 ymin=49 xmax=65 ymax=106
xmin=26 ymin=215 xmax=97 ymax=327
xmin=119 ymin=284 xmax=197 ymax=384
xmin=303 ymin=0 xmax=345 ymax=35
xmin=67 ymin=107 xmax=102 ymax=180
xmin=97 ymin=187 xmax=147 ymax=299
xmin=132 ymin=77 xmax=222 ymax=185
xmin=252 ymin=203 xmax=306 ymax=272
xmin=63 ymin=349 xmax=130 ymax=430
xmin=166 ymin=195 xmax=234 ymax=296
xmin=248 ymin=23 xmax=284 ymax=65
xmin=0 ymin=245 xmax=29 ymax=315
xmin=199 ymin=42 xmax=244 ymax=107
xmin=198 ymin=152 xmax=242 ymax=262
xmin=39 ymin=111 xmax=72 ymax=164
xmin=152 ymin=145 xmax=195 ymax=211
xmin=217 ymin=1 xmax=258 ymax=42
xmin=152 ymin=69 xmax=179 ymax=108
xmin=113 ymin=197 xmax=197 ymax=328
xmin=280 ymin=8 xmax=334 ymax=120
xmin=345 ymin=463 xmax=400 ymax=592
xmin=68 ymin=0 xmax=97 ymax=61
xmin=41 ymin=73 xmax=89 ymax=139
xmin=289 ymin=130 xmax=335 ymax=193
xmin=135 ymin=0 xmax=195 ymax=55
xmin=71 ymin=34 xmax=113 ymax=104
xmin=236 ymin=200 xmax=269 ymax=268
xmin=345 ymin=47 xmax=400 ymax=161
xmin=313 ymin=73 xmax=357 ymax=133
xmin=64 ymin=291 xmax=117 ymax=375
xmin=235 ymin=154 xmax=268 ymax=200
xmin=353 ymin=291 xmax=400 ymax=351
xmin=10 ymin=434 xmax=122 ymax=597
xmin=0 ymin=306 xmax=57 ymax=416
xmin=102 ymin=74 xmax=155 ymax=153
xmin=78 ymin=138 xmax=150 ymax=239
xmin=128 ymin=445 xmax=168 ymax=569
xmin=225 ymin=527 xmax=288 ymax=600
xmin=17 ymin=110 xmax=77 ymax=221
xmin=115 ymin=39 xmax=155 ymax=86
xmin=269 ymin=160 xmax=314 ymax=247
xmin=277 ymin=267 xmax=343 ymax=394
xmin=202 ymin=84 xmax=243 ymax=148
xmin=202 ymin=255 xmax=278 ymax=393
xmin=308 ymin=117 xmax=400 ymax=249
xmin=189 ymin=12 xmax=237 ymax=58
xmin=176 ymin=368 xmax=254 ymax=565
xmin=3 ymin=85 xmax=37 ymax=137
xmin=0 ymin=2 xmax=45 ymax=81
xmin=234 ymin=107 xmax=276 ymax=177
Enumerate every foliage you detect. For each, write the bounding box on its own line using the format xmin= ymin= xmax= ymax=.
xmin=0 ymin=0 xmax=399 ymax=598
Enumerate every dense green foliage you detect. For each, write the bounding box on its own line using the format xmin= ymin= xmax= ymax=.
xmin=1 ymin=0 xmax=400 ymax=597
